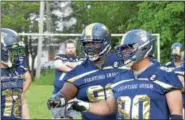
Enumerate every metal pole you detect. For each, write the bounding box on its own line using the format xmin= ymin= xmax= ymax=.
xmin=157 ymin=34 xmax=160 ymax=62
xmin=35 ymin=1 xmax=45 ymax=80
xmin=46 ymin=1 xmax=53 ymax=61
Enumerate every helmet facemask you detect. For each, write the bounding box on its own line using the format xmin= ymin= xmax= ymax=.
xmin=10 ymin=44 xmax=25 ymax=66
xmin=171 ymin=48 xmax=182 ymax=62
xmin=1 ymin=44 xmax=25 ymax=68
xmin=117 ymin=43 xmax=138 ymax=67
xmin=79 ymin=23 xmax=111 ymax=61
xmin=117 ymin=40 xmax=154 ymax=67
xmin=81 ymin=39 xmax=111 ymax=61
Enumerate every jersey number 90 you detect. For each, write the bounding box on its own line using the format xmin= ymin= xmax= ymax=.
xmin=117 ymin=95 xmax=150 ymax=119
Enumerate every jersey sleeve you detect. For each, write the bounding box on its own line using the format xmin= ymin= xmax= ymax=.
xmin=16 ymin=66 xmax=27 ymax=75
xmin=55 ymin=54 xmax=65 ymax=60
xmin=62 ymin=67 xmax=81 ymax=88
xmin=111 ymin=73 xmax=123 ymax=100
xmin=165 ymin=71 xmax=182 ymax=90
xmin=19 ymin=57 xmax=28 ymax=72
xmin=54 ymin=54 xmax=68 ymax=68
xmin=16 ymin=59 xmax=28 ymax=75
xmin=173 ymin=65 xmax=184 ymax=76
xmin=153 ymin=70 xmax=183 ymax=94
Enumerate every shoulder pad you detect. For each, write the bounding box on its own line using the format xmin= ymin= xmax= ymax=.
xmin=119 ymin=66 xmax=130 ymax=70
xmin=160 ymin=66 xmax=174 ymax=72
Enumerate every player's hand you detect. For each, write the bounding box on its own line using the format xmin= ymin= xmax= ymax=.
xmin=47 ymin=93 xmax=65 ymax=110
xmin=67 ymin=99 xmax=90 ymax=112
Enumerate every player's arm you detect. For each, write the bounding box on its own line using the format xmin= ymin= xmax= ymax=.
xmin=54 ymin=59 xmax=72 ymax=72
xmin=165 ymin=90 xmax=183 ymax=118
xmin=21 ymin=95 xmax=30 ymax=119
xmin=161 ymin=70 xmax=183 ymax=119
xmin=69 ymin=96 xmax=116 ymax=115
xmin=65 ymin=61 xmax=82 ymax=68
xmin=89 ymin=96 xmax=116 ymax=115
xmin=60 ymin=82 xmax=78 ymax=100
xmin=23 ymin=71 xmax=32 ymax=93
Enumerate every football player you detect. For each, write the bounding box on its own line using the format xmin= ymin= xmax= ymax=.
xmin=1 ymin=28 xmax=25 ymax=119
xmin=68 ymin=29 xmax=183 ymax=119
xmin=51 ymin=40 xmax=82 ymax=119
xmin=47 ymin=23 xmax=127 ymax=120
xmin=165 ymin=43 xmax=183 ymax=69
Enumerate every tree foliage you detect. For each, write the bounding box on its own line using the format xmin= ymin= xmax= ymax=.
xmin=124 ymin=2 xmax=184 ymax=64
xmin=2 ymin=1 xmax=40 ymax=79
xmin=2 ymin=1 xmax=39 ymax=31
xmin=72 ymin=1 xmax=184 ymax=64
xmin=1 ymin=1 xmax=184 ymax=66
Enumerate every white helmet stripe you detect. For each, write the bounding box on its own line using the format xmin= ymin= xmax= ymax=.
xmin=144 ymin=45 xmax=153 ymax=58
xmin=1 ymin=32 xmax=6 ymax=46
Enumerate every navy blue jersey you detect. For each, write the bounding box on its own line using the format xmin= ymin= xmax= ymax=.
xmin=174 ymin=64 xmax=184 ymax=76
xmin=165 ymin=61 xmax=176 ymax=69
xmin=1 ymin=68 xmax=23 ymax=120
xmin=111 ymin=60 xmax=182 ymax=119
xmin=53 ymin=54 xmax=82 ymax=94
xmin=15 ymin=56 xmax=28 ymax=75
xmin=63 ymin=53 xmax=128 ymax=120
xmin=173 ymin=64 xmax=184 ymax=108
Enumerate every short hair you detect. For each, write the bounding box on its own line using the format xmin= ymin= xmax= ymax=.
xmin=64 ymin=40 xmax=76 ymax=48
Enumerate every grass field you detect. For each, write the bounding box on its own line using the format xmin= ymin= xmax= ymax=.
xmin=24 ymin=70 xmax=81 ymax=119
xmin=25 ymin=83 xmax=53 ymax=119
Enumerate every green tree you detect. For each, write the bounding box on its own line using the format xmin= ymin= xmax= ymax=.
xmin=125 ymin=2 xmax=184 ymax=64
xmin=2 ymin=1 xmax=40 ymax=79
xmin=2 ymin=1 xmax=39 ymax=32
xmin=71 ymin=1 xmax=184 ymax=64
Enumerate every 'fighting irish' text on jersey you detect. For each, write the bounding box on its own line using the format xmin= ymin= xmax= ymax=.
xmin=1 ymin=68 xmax=23 ymax=120
xmin=63 ymin=53 xmax=127 ymax=120
xmin=112 ymin=59 xmax=182 ymax=119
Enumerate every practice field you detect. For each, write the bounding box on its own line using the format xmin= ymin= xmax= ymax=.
xmin=25 ymin=84 xmax=53 ymax=119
